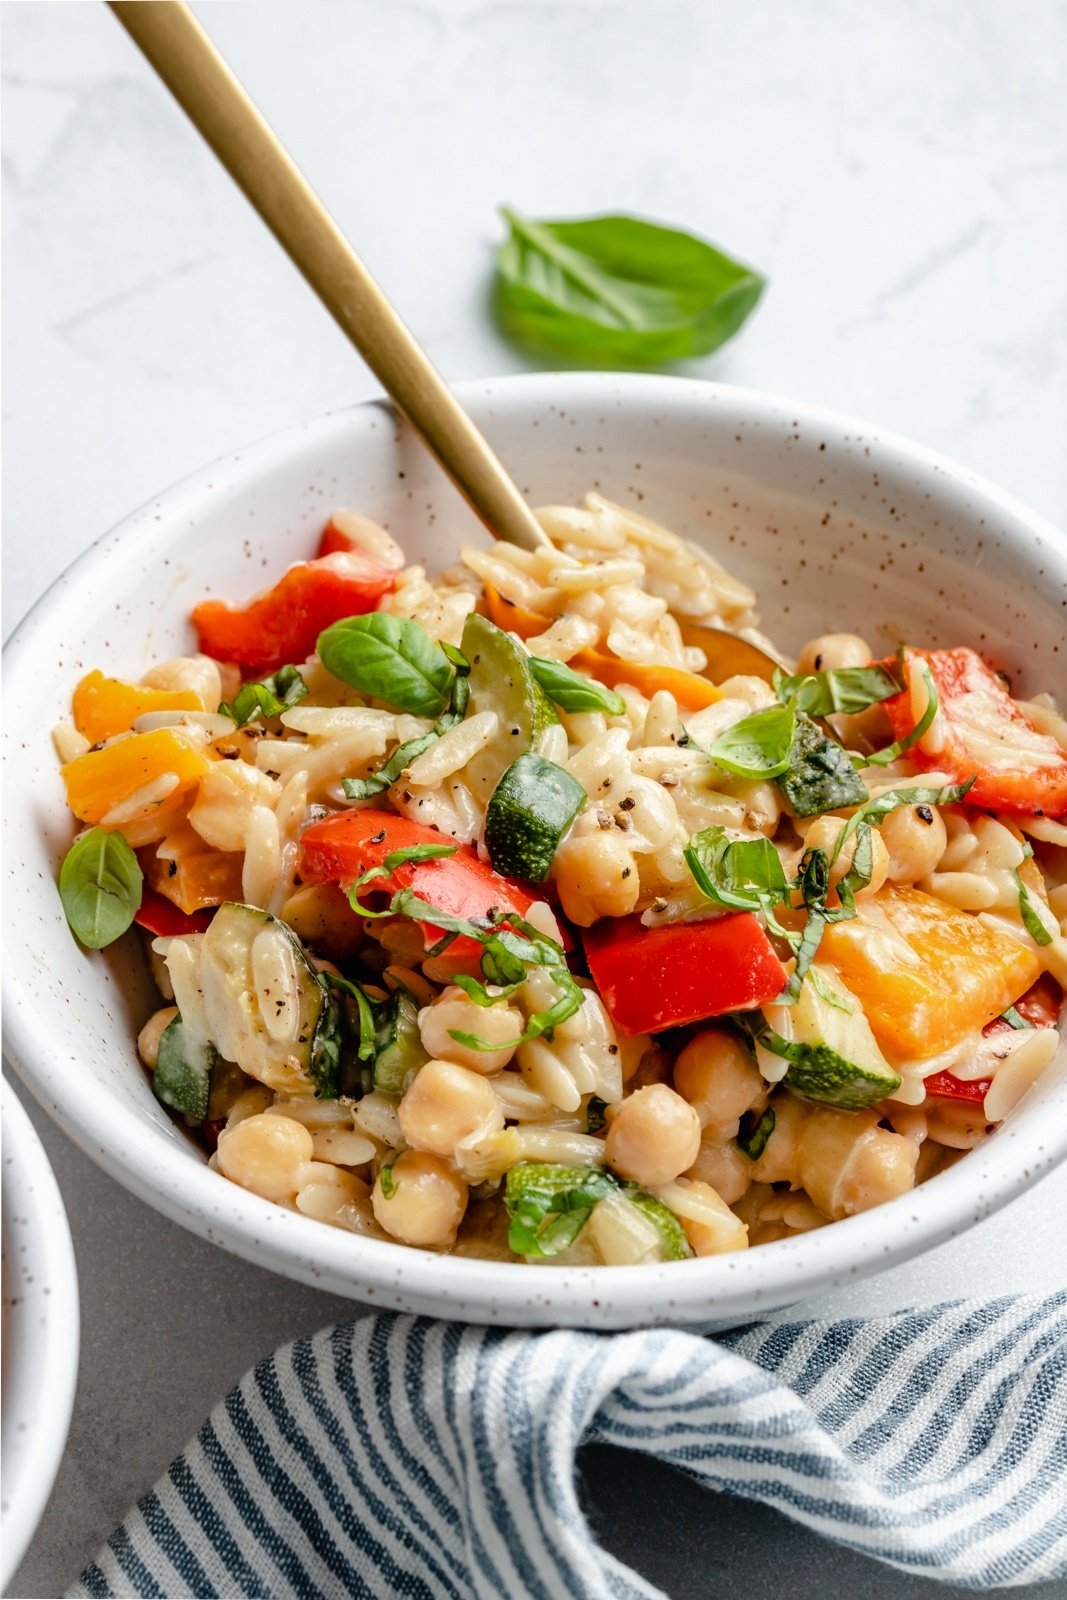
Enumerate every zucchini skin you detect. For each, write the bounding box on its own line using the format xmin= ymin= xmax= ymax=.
xmin=485 ymin=752 xmax=586 ymax=882
xmin=153 ymin=1013 xmax=217 ymax=1122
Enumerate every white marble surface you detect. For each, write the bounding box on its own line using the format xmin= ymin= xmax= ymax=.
xmin=3 ymin=1 xmax=1066 ymax=1596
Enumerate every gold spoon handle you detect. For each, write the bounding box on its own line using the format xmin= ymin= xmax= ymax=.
xmin=108 ymin=1 xmax=547 ymax=554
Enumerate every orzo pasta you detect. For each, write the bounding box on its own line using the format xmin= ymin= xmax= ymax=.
xmin=54 ymin=497 xmax=1066 ymax=1264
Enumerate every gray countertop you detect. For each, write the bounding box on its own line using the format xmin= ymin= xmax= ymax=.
xmin=4 ymin=2 xmax=1066 ymax=1594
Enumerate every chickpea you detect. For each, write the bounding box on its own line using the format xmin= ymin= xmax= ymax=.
xmin=418 ymin=988 xmax=524 ymax=1074
xmin=398 ymin=1058 xmax=504 ymax=1157
xmin=879 ymin=800 xmax=948 ymax=884
xmin=798 ymin=1108 xmax=918 ymax=1219
xmin=673 ymin=1030 xmax=763 ymax=1129
xmin=686 ymin=1135 xmax=752 ymax=1205
xmin=371 ymin=1150 xmax=468 ymax=1247
xmin=137 ymin=1005 xmax=179 ymax=1070
xmin=553 ymin=829 xmax=640 ymax=926
xmin=604 ymin=1084 xmax=701 ymax=1186
xmin=216 ymin=1112 xmax=313 ymax=1203
xmin=802 ymin=815 xmax=888 ymax=902
xmin=794 ymin=632 xmax=873 ymax=676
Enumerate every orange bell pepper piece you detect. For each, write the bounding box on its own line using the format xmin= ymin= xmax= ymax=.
xmin=819 ymin=884 xmax=1041 ymax=1059
xmin=61 ymin=730 xmax=213 ymax=825
xmin=483 ymin=583 xmax=555 ymax=642
xmin=72 ymin=670 xmax=201 ymax=745
xmin=570 ymin=649 xmax=721 ymax=712
xmin=145 ymin=846 xmax=245 ymax=915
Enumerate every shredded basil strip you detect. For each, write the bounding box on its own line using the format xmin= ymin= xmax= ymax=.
xmin=218 ymin=664 xmax=308 ymax=727
xmin=378 ymin=1156 xmax=399 ymax=1199
xmin=529 ymin=657 xmax=626 ymax=716
xmin=503 ymin=1162 xmax=617 ymax=1258
xmin=494 ymin=207 xmax=765 ymax=366
xmin=736 ymin=1106 xmax=775 ymax=1161
xmin=684 ymin=827 xmax=789 ymax=912
xmin=1016 ymin=846 xmax=1054 ymax=946
xmin=317 ymin=613 xmax=454 ymax=717
xmin=59 ymin=827 xmax=143 ymax=949
xmin=320 ymin=970 xmax=378 ymax=1062
xmin=707 ymin=703 xmax=797 ymax=780
xmin=1001 ymin=1004 xmax=1034 ymax=1030
xmin=342 ymin=650 xmax=471 ymax=800
xmin=866 ymin=660 xmax=938 ymax=768
xmin=774 ymin=664 xmax=902 ymax=718
xmin=831 ymin=780 xmax=975 ymax=867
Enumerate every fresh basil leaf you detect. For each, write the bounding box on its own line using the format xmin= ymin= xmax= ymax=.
xmin=736 ymin=1106 xmax=775 ymax=1161
xmin=708 ymin=704 xmax=796 ymax=780
xmin=867 ymin=660 xmax=938 ymax=767
xmin=503 ymin=1162 xmax=616 ymax=1258
xmin=775 ymin=665 xmax=901 ymax=718
xmin=776 ymin=714 xmax=868 ymax=818
xmin=684 ymin=825 xmax=789 ymax=912
xmin=59 ymin=827 xmax=143 ymax=949
xmin=529 ymin=657 xmax=625 ymax=716
xmin=383 ymin=843 xmax=458 ymax=872
xmin=494 ymin=207 xmax=765 ymax=366
xmin=218 ymin=664 xmax=308 ymax=727
xmin=317 ymin=614 xmax=453 ymax=717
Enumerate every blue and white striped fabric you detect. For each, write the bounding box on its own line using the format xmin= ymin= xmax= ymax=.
xmin=74 ymin=1294 xmax=1066 ymax=1598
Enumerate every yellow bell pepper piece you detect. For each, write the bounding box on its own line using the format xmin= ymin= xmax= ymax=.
xmin=61 ymin=729 xmax=213 ymax=825
xmin=72 ymin=670 xmax=200 ymax=745
xmin=819 ymin=884 xmax=1041 ymax=1059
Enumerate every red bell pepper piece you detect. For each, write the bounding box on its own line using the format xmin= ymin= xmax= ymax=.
xmin=134 ymin=887 xmax=214 ymax=937
xmin=881 ymin=648 xmax=1067 ymax=818
xmin=299 ymin=810 xmax=543 ymax=964
xmin=923 ymin=1071 xmax=991 ymax=1104
xmin=193 ymin=552 xmax=397 ymax=677
xmin=582 ymin=913 xmax=788 ymax=1036
xmin=926 ymin=975 xmax=1062 ymax=1102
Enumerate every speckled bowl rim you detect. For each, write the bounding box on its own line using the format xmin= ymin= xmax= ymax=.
xmin=1 ymin=1081 xmax=80 ymax=1590
xmin=4 ymin=373 xmax=1066 ymax=1328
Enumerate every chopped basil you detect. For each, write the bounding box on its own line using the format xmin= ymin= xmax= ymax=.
xmin=1001 ymin=1004 xmax=1034 ymax=1030
xmin=59 ymin=827 xmax=143 ymax=949
xmin=218 ymin=664 xmax=308 ymax=727
xmin=378 ymin=1156 xmax=399 ymax=1200
xmin=1016 ymin=847 xmax=1054 ymax=946
xmin=320 ymin=970 xmax=378 ymax=1063
xmin=830 ymin=780 xmax=975 ymax=865
xmin=494 ymin=207 xmax=765 ymax=366
xmin=317 ymin=613 xmax=454 ymax=717
xmin=866 ymin=661 xmax=938 ymax=768
xmin=774 ymin=665 xmax=901 ymax=718
xmin=342 ymin=646 xmax=471 ymax=800
xmin=736 ymin=1106 xmax=775 ymax=1161
xmin=585 ymin=1096 xmax=609 ymax=1134
xmin=684 ymin=827 xmax=789 ymax=914
xmin=528 ymin=657 xmax=625 ymax=716
xmin=504 ymin=1162 xmax=616 ymax=1257
xmin=707 ymin=703 xmax=797 ymax=780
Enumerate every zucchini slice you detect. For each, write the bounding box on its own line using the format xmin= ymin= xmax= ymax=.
xmin=172 ymin=903 xmax=341 ymax=1099
xmin=373 ymin=986 xmax=428 ymax=1096
xmin=153 ymin=1012 xmax=217 ymax=1122
xmin=459 ymin=613 xmax=559 ymax=803
xmin=776 ymin=714 xmax=868 ymax=818
xmin=484 ymin=752 xmax=586 ymax=882
xmin=761 ymin=965 xmax=901 ymax=1110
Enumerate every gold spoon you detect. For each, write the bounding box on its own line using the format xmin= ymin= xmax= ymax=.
xmin=108 ymin=2 xmax=778 ymax=682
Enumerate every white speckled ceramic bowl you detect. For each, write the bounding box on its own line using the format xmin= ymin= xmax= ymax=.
xmin=4 ymin=374 xmax=1066 ymax=1328
xmin=1 ymin=1082 xmax=80 ymax=1590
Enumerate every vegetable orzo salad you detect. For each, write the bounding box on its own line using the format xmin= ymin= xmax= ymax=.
xmin=54 ymin=497 xmax=1067 ymax=1264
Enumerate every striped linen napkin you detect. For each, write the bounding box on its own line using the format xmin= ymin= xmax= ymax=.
xmin=73 ymin=1294 xmax=1066 ymax=1598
